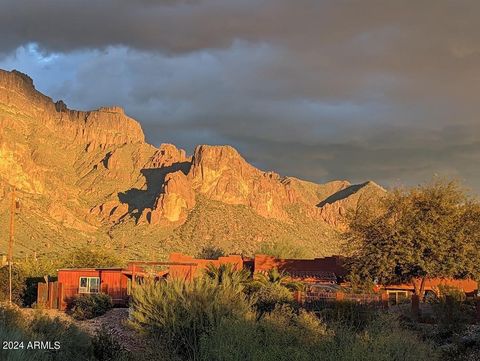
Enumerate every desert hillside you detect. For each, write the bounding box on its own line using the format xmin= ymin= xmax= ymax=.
xmin=0 ymin=69 xmax=385 ymax=259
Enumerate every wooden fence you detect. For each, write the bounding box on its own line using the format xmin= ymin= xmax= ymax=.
xmin=37 ymin=281 xmax=63 ymax=309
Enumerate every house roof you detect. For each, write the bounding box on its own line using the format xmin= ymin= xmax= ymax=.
xmin=254 ymin=254 xmax=347 ymax=278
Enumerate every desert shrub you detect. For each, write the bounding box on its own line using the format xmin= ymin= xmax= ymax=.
xmin=29 ymin=313 xmax=94 ymax=361
xmin=68 ymin=293 xmax=113 ymax=320
xmin=427 ymin=285 xmax=475 ymax=339
xmin=0 ymin=327 xmax=30 ymax=361
xmin=0 ymin=304 xmax=95 ymax=361
xmin=0 ymin=304 xmax=30 ymax=361
xmin=0 ymin=265 xmax=26 ymax=305
xmin=438 ymin=285 xmax=466 ymax=302
xmin=309 ymin=300 xmax=379 ymax=331
xmin=129 ymin=276 xmax=252 ymax=360
xmin=0 ymin=302 xmax=26 ymax=329
xmin=432 ymin=297 xmax=473 ymax=338
xmin=61 ymin=247 xmax=123 ymax=269
xmin=196 ymin=246 xmax=225 ymax=259
xmin=256 ymin=240 xmax=309 ymax=259
xmin=92 ymin=326 xmax=131 ymax=361
xmin=329 ymin=314 xmax=439 ymax=361
xmin=201 ymin=305 xmax=437 ymax=361
xmin=199 ymin=305 xmax=328 ymax=361
xmin=252 ymin=283 xmax=295 ymax=315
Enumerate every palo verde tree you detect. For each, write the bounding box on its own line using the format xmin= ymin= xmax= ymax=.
xmin=345 ymin=180 xmax=480 ymax=299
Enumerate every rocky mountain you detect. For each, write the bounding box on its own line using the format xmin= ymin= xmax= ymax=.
xmin=0 ymin=69 xmax=385 ymax=259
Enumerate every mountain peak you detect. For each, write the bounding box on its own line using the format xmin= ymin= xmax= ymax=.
xmin=10 ymin=69 xmax=35 ymax=87
xmin=0 ymin=68 xmax=145 ymax=149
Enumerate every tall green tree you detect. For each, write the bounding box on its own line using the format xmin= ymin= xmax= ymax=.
xmin=345 ymin=180 xmax=480 ymax=298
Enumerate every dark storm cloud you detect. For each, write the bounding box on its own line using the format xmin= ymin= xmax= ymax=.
xmin=1 ymin=1 xmax=480 ymax=192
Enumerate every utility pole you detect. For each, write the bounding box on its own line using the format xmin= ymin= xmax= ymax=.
xmin=8 ymin=187 xmax=15 ymax=304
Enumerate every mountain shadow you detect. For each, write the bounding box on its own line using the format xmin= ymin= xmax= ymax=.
xmin=118 ymin=161 xmax=191 ymax=219
xmin=317 ymin=182 xmax=368 ymax=207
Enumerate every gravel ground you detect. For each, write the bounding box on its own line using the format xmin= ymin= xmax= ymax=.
xmin=22 ymin=307 xmax=146 ymax=353
xmin=76 ymin=308 xmax=147 ymax=353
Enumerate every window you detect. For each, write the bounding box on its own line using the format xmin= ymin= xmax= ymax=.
xmin=79 ymin=277 xmax=100 ymax=293
xmin=387 ymin=290 xmax=409 ymax=305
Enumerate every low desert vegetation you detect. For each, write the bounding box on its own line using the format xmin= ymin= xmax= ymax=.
xmin=0 ymin=303 xmax=94 ymax=361
xmin=68 ymin=293 xmax=113 ymax=320
xmin=129 ymin=269 xmax=439 ymax=361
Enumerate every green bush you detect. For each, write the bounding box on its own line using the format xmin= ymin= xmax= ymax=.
xmin=129 ymin=276 xmax=252 ymax=360
xmin=68 ymin=293 xmax=113 ymax=320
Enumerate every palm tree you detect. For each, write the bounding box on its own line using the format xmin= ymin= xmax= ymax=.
xmin=204 ymin=263 xmax=251 ymax=288
xmin=253 ymin=268 xmax=303 ymax=291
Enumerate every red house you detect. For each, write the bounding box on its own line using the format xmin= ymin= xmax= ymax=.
xmin=56 ymin=267 xmax=129 ymax=310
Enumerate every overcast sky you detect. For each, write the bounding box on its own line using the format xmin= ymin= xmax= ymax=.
xmin=1 ymin=0 xmax=479 ymax=193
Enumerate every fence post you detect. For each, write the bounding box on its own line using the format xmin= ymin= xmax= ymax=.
xmin=48 ymin=282 xmax=54 ymax=309
xmin=411 ymin=294 xmax=420 ymax=320
xmin=57 ymin=283 xmax=63 ymax=310
xmin=37 ymin=283 xmax=47 ymax=307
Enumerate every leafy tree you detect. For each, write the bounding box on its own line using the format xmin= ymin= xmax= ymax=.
xmin=345 ymin=180 xmax=480 ymax=299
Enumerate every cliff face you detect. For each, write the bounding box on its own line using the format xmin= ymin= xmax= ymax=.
xmin=0 ymin=69 xmax=385 ymax=258
xmin=0 ymin=69 xmax=144 ymax=149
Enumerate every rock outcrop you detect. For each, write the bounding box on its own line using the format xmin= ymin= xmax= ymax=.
xmin=150 ymin=170 xmax=196 ymax=224
xmin=188 ymin=145 xmax=295 ymax=219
